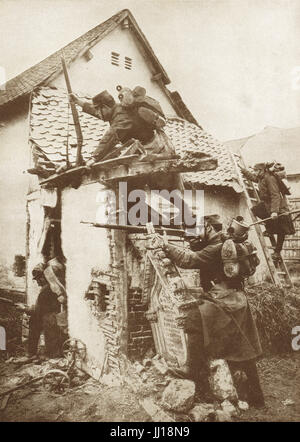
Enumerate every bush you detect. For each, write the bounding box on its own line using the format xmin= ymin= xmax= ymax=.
xmin=246 ymin=283 xmax=299 ymax=354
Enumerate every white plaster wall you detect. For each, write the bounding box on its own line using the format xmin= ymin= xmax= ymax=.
xmin=61 ymin=182 xmax=111 ymax=373
xmin=27 ymin=192 xmax=46 ymax=306
xmin=183 ymin=188 xmax=241 ymax=226
xmin=0 ymin=109 xmax=29 ymax=268
xmin=52 ymin=26 xmax=175 ymax=116
xmin=288 ymin=176 xmax=300 ymax=198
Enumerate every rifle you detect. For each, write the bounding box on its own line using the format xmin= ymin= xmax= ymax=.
xmin=80 ymin=220 xmax=186 ymax=237
xmin=249 ymin=208 xmax=300 ymax=227
xmin=61 ymin=57 xmax=83 ymax=166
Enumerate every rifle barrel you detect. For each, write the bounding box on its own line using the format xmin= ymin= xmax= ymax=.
xmin=80 ymin=221 xmax=185 ymax=237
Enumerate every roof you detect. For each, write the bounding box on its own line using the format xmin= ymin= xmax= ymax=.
xmin=225 ymin=126 xmax=300 ymax=176
xmin=0 ymin=9 xmax=170 ymax=108
xmin=29 ymin=87 xmax=241 ymax=191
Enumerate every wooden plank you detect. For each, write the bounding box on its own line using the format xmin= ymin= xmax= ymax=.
xmin=39 ymin=155 xmax=139 ymax=186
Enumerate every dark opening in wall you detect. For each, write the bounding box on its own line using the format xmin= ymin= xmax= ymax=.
xmin=127 ymin=287 xmax=155 ymax=360
xmin=13 ymin=255 xmax=25 ymax=277
xmin=85 ymin=280 xmax=108 ymax=312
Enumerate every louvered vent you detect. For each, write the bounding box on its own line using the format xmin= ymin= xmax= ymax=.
xmin=124 ymin=56 xmax=132 ymax=70
xmin=111 ymin=52 xmax=120 ymax=66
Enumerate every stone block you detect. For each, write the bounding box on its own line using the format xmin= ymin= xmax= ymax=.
xmin=209 ymin=359 xmax=238 ymax=402
xmin=161 ymin=379 xmax=195 ymax=413
xmin=189 ymin=403 xmax=215 ymax=422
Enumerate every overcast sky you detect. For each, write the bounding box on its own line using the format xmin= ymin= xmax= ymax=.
xmin=1 ymin=0 xmax=300 ymax=140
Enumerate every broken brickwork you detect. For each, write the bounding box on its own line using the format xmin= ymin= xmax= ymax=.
xmin=127 ymin=287 xmax=155 ymax=360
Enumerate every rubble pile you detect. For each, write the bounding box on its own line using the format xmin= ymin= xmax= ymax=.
xmin=124 ymin=355 xmax=249 ymax=422
xmin=0 ymin=357 xmax=89 ymax=401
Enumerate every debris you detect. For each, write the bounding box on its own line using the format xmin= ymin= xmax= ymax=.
xmin=0 ymin=375 xmax=44 ymax=399
xmin=144 ymin=348 xmax=155 ymax=359
xmin=100 ymin=372 xmax=122 ymax=388
xmin=55 ymin=410 xmax=65 ymax=421
xmin=282 ymin=399 xmax=295 ymax=406
xmin=237 ymin=400 xmax=249 ymax=411
xmin=0 ymin=393 xmax=11 ymax=411
xmin=10 ymin=356 xmax=36 ymax=366
xmin=143 ymin=358 xmax=152 ymax=368
xmin=215 ymin=409 xmax=233 ymax=422
xmin=161 ymin=379 xmax=195 ymax=413
xmin=140 ymin=398 xmax=175 ymax=422
xmin=152 ymin=358 xmax=169 ymax=375
xmin=221 ymin=399 xmax=238 ymax=417
xmin=134 ymin=362 xmax=145 ymax=374
xmin=209 ymin=359 xmax=237 ymax=402
xmin=189 ymin=403 xmax=215 ymax=422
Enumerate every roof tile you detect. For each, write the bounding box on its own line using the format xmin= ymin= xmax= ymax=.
xmin=29 ymin=87 xmax=241 ymax=191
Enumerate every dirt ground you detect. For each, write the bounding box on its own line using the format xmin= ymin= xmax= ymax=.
xmin=0 ymin=359 xmax=150 ymax=422
xmin=0 ymin=351 xmax=299 ymax=422
xmin=236 ymin=352 xmax=300 ymax=422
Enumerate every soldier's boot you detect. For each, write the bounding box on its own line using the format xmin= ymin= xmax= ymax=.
xmin=242 ymin=360 xmax=265 ymax=408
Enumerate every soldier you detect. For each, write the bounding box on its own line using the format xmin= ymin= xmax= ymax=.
xmin=154 ymin=216 xmax=265 ymax=408
xmin=241 ymin=162 xmax=295 ymax=260
xmin=27 ymin=264 xmax=61 ymax=359
xmin=70 ymin=86 xmax=166 ymax=164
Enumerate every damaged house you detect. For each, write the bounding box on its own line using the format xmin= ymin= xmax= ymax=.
xmin=0 ymin=9 xmax=267 ymax=379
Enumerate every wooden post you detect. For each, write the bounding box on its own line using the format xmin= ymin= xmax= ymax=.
xmin=61 ymin=57 xmax=83 ymax=166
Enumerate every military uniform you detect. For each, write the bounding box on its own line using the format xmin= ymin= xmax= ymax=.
xmin=163 ymin=231 xmax=265 ymax=406
xmin=243 ymin=168 xmax=295 ymax=253
xmin=28 ymin=282 xmax=61 ymax=358
xmin=82 ymin=91 xmax=162 ymax=161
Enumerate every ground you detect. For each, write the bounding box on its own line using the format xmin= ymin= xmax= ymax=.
xmin=0 ymin=283 xmax=299 ymax=422
xmin=0 ymin=359 xmax=150 ymax=422
xmin=0 ymin=352 xmax=299 ymax=422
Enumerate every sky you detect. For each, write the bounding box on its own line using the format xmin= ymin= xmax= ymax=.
xmin=1 ymin=0 xmax=300 ymax=140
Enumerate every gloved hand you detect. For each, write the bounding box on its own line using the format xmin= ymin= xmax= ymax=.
xmin=271 ymin=212 xmax=278 ymax=219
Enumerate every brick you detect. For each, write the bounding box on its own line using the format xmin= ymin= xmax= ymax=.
xmin=128 ymin=325 xmax=143 ymax=332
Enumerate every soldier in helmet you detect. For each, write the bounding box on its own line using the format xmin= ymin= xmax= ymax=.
xmin=70 ymin=86 xmax=166 ymax=164
xmin=241 ymin=162 xmax=295 ymax=260
xmin=154 ymin=215 xmax=265 ymax=408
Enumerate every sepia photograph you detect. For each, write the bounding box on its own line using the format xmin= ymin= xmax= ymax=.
xmin=0 ymin=0 xmax=299 ymax=426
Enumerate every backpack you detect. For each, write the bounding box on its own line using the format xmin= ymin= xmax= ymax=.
xmin=272 ymin=172 xmax=291 ymax=196
xmin=221 ymin=238 xmax=260 ymax=279
xmin=266 ymin=162 xmax=291 ymax=196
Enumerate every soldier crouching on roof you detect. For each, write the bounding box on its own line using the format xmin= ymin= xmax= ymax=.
xmin=155 ymin=215 xmax=265 ymax=408
xmin=25 ymin=263 xmax=62 ymax=360
xmin=70 ymin=85 xmax=166 ymax=165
